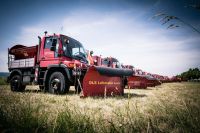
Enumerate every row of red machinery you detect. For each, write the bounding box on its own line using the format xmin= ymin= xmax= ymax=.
xmin=7 ymin=33 xmax=181 ymax=97
xmin=90 ymin=55 xmax=181 ymax=89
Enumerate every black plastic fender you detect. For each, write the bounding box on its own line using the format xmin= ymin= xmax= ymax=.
xmin=94 ymin=66 xmax=133 ymax=77
xmin=43 ymin=64 xmax=72 ymax=86
xmin=7 ymin=69 xmax=22 ymax=82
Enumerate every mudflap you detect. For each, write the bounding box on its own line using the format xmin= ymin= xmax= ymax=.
xmin=82 ymin=66 xmax=133 ymax=97
xmin=127 ymin=76 xmax=147 ymax=89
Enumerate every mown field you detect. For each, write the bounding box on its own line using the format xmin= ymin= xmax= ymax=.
xmin=0 ymin=82 xmax=200 ymax=133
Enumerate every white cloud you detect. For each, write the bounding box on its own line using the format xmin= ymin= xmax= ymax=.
xmin=12 ymin=9 xmax=200 ymax=76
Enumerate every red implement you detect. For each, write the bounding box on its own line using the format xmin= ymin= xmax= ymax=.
xmin=82 ymin=66 xmax=132 ymax=97
xmin=144 ymin=75 xmax=161 ymax=87
xmin=127 ymin=75 xmax=147 ymax=89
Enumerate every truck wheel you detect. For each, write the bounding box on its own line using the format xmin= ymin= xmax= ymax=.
xmin=10 ymin=75 xmax=26 ymax=92
xmin=48 ymin=72 xmax=69 ymax=94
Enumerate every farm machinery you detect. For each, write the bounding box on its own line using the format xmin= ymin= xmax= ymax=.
xmin=7 ymin=33 xmax=133 ymax=97
xmin=91 ymin=56 xmax=162 ymax=89
xmin=7 ymin=32 xmax=180 ymax=97
xmin=124 ymin=66 xmax=162 ymax=89
xmin=91 ymin=54 xmax=181 ymax=89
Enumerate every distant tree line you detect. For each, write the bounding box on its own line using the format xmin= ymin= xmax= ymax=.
xmin=177 ymin=68 xmax=200 ymax=81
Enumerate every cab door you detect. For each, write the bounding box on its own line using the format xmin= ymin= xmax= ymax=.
xmin=40 ymin=36 xmax=60 ymax=66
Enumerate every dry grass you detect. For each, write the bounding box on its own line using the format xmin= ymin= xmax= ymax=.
xmin=0 ymin=82 xmax=200 ymax=132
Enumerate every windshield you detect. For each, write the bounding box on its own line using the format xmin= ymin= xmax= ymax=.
xmin=112 ymin=58 xmax=121 ymax=68
xmin=113 ymin=61 xmax=121 ymax=68
xmin=61 ymin=35 xmax=87 ymax=62
xmin=102 ymin=58 xmax=122 ymax=68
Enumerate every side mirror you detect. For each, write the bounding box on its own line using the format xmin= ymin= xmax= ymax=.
xmin=50 ymin=46 xmax=56 ymax=51
xmin=50 ymin=38 xmax=57 ymax=51
xmin=108 ymin=60 xmax=111 ymax=67
xmin=52 ymin=39 xmax=57 ymax=46
xmin=64 ymin=39 xmax=69 ymax=44
xmin=90 ymin=50 xmax=94 ymax=55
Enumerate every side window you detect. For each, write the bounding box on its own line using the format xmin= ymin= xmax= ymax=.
xmin=102 ymin=59 xmax=109 ymax=66
xmin=45 ymin=37 xmax=52 ymax=49
xmin=72 ymin=48 xmax=79 ymax=55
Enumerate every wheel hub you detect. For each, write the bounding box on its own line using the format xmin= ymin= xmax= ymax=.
xmin=51 ymin=78 xmax=61 ymax=90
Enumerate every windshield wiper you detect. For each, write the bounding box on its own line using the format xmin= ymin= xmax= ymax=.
xmin=74 ymin=54 xmax=84 ymax=59
xmin=74 ymin=54 xmax=88 ymax=63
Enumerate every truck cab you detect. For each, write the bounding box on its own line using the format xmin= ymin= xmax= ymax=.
xmin=39 ymin=34 xmax=88 ymax=68
xmin=92 ymin=56 xmax=122 ymax=69
xmin=8 ymin=34 xmax=89 ymax=94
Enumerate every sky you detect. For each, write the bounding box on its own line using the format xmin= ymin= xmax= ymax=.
xmin=0 ymin=0 xmax=200 ymax=76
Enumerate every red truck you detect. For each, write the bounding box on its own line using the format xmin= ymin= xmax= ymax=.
xmin=124 ymin=66 xmax=162 ymax=89
xmin=92 ymin=56 xmax=122 ymax=69
xmin=92 ymin=55 xmax=130 ymax=87
xmin=7 ymin=33 xmax=132 ymax=96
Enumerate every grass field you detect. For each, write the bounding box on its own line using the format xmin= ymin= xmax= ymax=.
xmin=0 ymin=82 xmax=200 ymax=133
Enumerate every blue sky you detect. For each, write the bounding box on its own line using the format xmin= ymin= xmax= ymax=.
xmin=0 ymin=0 xmax=200 ymax=76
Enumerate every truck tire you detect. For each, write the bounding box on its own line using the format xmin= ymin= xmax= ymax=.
xmin=10 ymin=75 xmax=26 ymax=92
xmin=48 ymin=72 xmax=69 ymax=94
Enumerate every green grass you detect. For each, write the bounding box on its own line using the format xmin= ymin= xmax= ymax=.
xmin=0 ymin=82 xmax=200 ymax=132
xmin=0 ymin=77 xmax=7 ymax=85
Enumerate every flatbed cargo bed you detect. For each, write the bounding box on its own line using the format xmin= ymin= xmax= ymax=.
xmin=8 ymin=44 xmax=38 ymax=69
